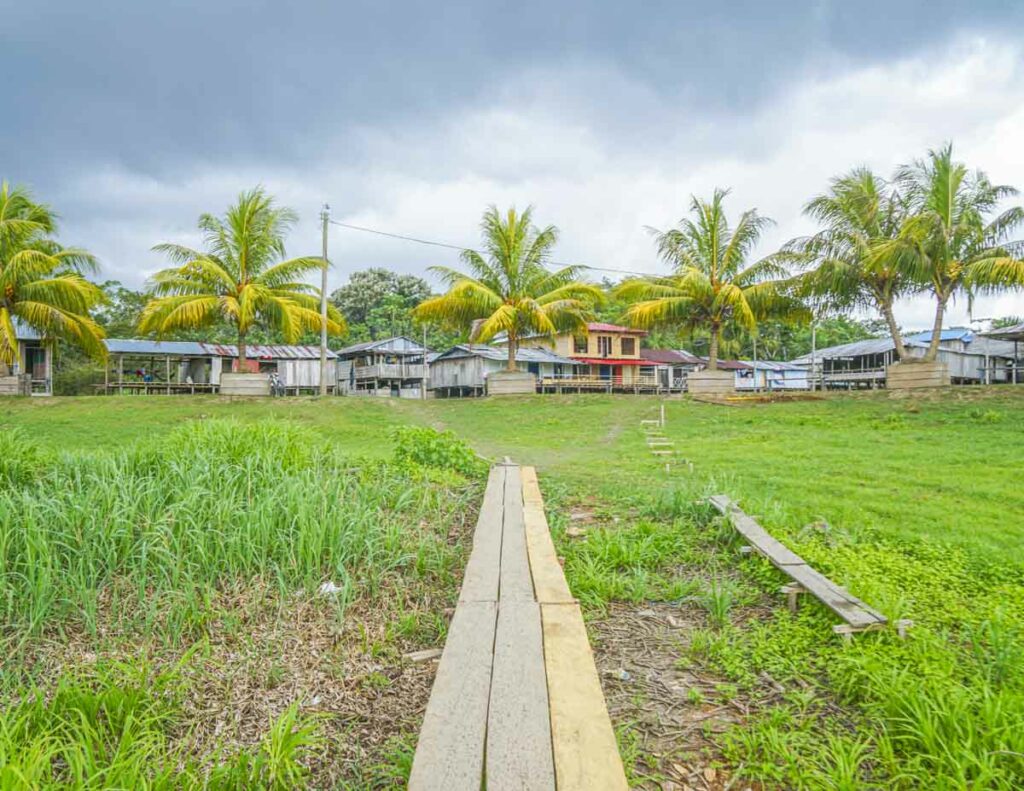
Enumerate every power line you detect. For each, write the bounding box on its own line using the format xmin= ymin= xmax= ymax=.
xmin=327 ymin=218 xmax=659 ymax=278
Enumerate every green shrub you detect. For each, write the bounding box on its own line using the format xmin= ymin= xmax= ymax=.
xmin=390 ymin=426 xmax=487 ymax=478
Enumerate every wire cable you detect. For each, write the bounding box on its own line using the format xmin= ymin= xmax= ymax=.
xmin=327 ymin=218 xmax=659 ymax=278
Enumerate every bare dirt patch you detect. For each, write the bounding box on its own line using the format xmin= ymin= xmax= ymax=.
xmin=590 ymin=602 xmax=761 ymax=791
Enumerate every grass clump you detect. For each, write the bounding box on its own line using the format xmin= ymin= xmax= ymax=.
xmin=390 ymin=425 xmax=487 ymax=478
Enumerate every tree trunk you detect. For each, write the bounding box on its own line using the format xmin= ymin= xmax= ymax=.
xmin=880 ymin=301 xmax=907 ymax=361
xmin=506 ymin=332 xmax=517 ymax=372
xmin=238 ymin=332 xmax=248 ymax=372
xmin=924 ymin=295 xmax=948 ymax=362
xmin=707 ymin=328 xmax=719 ymax=371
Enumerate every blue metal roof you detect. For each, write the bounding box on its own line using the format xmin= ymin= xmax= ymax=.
xmin=12 ymin=318 xmax=41 ymax=341
xmin=906 ymin=328 xmax=974 ymax=343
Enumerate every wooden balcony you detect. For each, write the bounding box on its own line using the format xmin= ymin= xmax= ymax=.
xmin=353 ymin=363 xmax=426 ymax=380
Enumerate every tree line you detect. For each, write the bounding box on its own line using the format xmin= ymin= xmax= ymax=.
xmin=2 ymin=143 xmax=1022 ymax=388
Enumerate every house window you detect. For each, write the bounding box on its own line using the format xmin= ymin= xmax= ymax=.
xmin=597 ymin=336 xmax=612 ymax=356
xmin=573 ymin=336 xmax=588 ymax=354
xmin=621 ymin=337 xmax=635 ymax=356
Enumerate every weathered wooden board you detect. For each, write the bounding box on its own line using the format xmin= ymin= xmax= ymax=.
xmin=499 ymin=465 xmax=535 ymax=601
xmin=521 ymin=467 xmax=575 ymax=604
xmin=709 ymin=495 xmax=805 ymax=566
xmin=785 ymin=563 xmax=886 ymax=629
xmin=709 ymin=495 xmax=886 ymax=630
xmin=486 ymin=602 xmax=556 ymax=789
xmin=542 ymin=603 xmax=629 ymax=791
xmin=459 ymin=466 xmax=506 ymax=602
xmin=408 ymin=601 xmax=498 ymax=790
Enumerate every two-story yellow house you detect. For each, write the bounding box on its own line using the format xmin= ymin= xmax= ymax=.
xmin=517 ymin=322 xmax=648 ymax=384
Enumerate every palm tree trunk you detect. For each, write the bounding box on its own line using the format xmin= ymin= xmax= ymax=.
xmin=238 ymin=332 xmax=248 ymax=372
xmin=924 ymin=295 xmax=948 ymax=362
xmin=707 ymin=327 xmax=719 ymax=371
xmin=881 ymin=302 xmax=907 ymax=361
xmin=506 ymin=331 xmax=517 ymax=372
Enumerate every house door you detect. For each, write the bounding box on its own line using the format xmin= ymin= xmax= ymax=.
xmin=599 ymin=364 xmax=612 ymax=380
xmin=527 ymin=362 xmax=540 ymax=375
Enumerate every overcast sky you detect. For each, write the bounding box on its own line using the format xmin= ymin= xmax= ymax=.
xmin=4 ymin=0 xmax=1024 ymax=330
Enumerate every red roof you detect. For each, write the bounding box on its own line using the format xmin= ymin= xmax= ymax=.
xmin=587 ymin=322 xmax=647 ymax=335
xmin=572 ymin=358 xmax=645 ymax=366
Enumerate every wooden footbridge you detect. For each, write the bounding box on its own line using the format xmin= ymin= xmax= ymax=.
xmin=409 ymin=462 xmax=628 ymax=790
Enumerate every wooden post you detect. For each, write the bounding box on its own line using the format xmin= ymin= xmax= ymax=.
xmin=104 ymin=357 xmax=109 ymax=394
xmin=166 ymin=356 xmax=171 ymax=395
xmin=118 ymin=354 xmax=124 ymax=395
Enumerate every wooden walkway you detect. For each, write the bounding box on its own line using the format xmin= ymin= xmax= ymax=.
xmin=409 ymin=463 xmax=628 ymax=790
xmin=709 ymin=495 xmax=894 ymax=638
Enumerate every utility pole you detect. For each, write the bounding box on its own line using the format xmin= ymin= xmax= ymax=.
xmin=810 ymin=321 xmax=817 ymax=391
xmin=319 ymin=204 xmax=330 ymax=397
xmin=422 ymin=323 xmax=428 ymax=400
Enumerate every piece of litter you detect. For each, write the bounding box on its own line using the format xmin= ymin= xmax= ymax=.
xmin=318 ymin=581 xmax=345 ymax=596
xmin=403 ymin=648 xmax=444 ymax=663
xmin=616 ymin=668 xmax=632 ymax=681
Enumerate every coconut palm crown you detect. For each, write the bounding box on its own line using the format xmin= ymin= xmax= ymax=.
xmin=139 ymin=187 xmax=345 ymax=364
xmin=413 ymin=206 xmax=603 ymax=371
xmin=872 ymin=144 xmax=1024 ymax=362
xmin=616 ymin=189 xmax=808 ymax=370
xmin=0 ymin=181 xmax=106 ymax=369
xmin=789 ymin=168 xmax=917 ymax=359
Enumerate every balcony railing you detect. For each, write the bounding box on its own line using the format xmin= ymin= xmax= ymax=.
xmin=353 ymin=363 xmax=426 ymax=380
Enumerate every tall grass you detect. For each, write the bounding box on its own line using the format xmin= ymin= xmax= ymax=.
xmin=0 ymin=420 xmax=475 ymax=644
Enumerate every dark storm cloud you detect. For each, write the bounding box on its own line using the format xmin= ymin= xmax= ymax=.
xmin=4 ymin=0 xmax=1021 ymax=188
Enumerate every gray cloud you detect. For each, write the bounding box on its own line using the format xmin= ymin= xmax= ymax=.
xmin=3 ymin=1 xmax=1024 ymax=330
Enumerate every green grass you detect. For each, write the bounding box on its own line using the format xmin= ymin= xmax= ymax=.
xmin=3 ymin=388 xmax=1024 ymax=788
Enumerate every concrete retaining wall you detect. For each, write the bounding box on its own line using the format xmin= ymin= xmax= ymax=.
xmin=687 ymin=369 xmax=735 ymax=396
xmin=0 ymin=375 xmax=31 ymax=397
xmin=886 ymin=361 xmax=951 ymax=390
xmin=219 ymin=372 xmax=271 ymax=396
xmin=486 ymin=371 xmax=536 ymax=396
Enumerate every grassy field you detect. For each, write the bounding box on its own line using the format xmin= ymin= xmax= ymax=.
xmin=2 ymin=388 xmax=1023 ymax=788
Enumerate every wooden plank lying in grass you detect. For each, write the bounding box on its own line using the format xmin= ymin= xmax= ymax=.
xmin=709 ymin=495 xmax=886 ymax=631
xmin=708 ymin=494 xmax=805 ymax=566
xmin=459 ymin=465 xmax=506 ymax=602
xmin=500 ymin=465 xmax=534 ymax=601
xmin=542 ymin=602 xmax=629 ymax=791
xmin=408 ymin=601 xmax=498 ymax=790
xmin=521 ymin=466 xmax=574 ymax=604
xmin=486 ymin=601 xmax=555 ymax=788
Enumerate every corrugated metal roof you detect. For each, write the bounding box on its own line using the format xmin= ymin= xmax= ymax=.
xmin=12 ymin=318 xmax=42 ymax=341
xmin=433 ymin=344 xmax=583 ymax=365
xmin=104 ymin=339 xmax=336 ymax=359
xmin=708 ymin=359 xmax=752 ymax=370
xmin=639 ymin=349 xmax=701 ymax=365
xmin=986 ymin=322 xmax=1024 ymax=341
xmin=741 ymin=360 xmax=805 ymax=371
xmin=906 ymin=328 xmax=974 ymax=343
xmin=334 ymin=335 xmax=428 ymax=357
xmin=790 ymin=337 xmax=911 ymax=363
xmin=587 ymin=322 xmax=648 ymax=334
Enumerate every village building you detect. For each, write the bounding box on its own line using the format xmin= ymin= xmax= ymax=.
xmin=638 ymin=348 xmax=703 ymax=391
xmin=100 ymin=339 xmax=337 ymax=394
xmin=0 ymin=321 xmax=53 ymax=396
xmin=335 ymin=336 xmax=430 ymax=398
xmin=428 ymin=345 xmax=582 ymax=397
xmin=508 ymin=322 xmax=649 ymax=386
xmin=789 ymin=328 xmax=1021 ymax=388
xmin=735 ymin=360 xmax=811 ymax=391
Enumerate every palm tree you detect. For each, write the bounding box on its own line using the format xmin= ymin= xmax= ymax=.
xmin=139 ymin=187 xmax=345 ymax=366
xmin=0 ymin=181 xmax=106 ymax=371
xmin=789 ymin=168 xmax=916 ymax=360
xmin=616 ymin=189 xmax=808 ymax=370
xmin=875 ymin=144 xmax=1024 ymax=362
xmin=412 ymin=206 xmax=603 ymax=371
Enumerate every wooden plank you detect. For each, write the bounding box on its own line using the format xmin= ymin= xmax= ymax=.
xmin=709 ymin=496 xmax=806 ymax=566
xmin=709 ymin=495 xmax=886 ymax=629
xmin=521 ymin=467 xmax=575 ymax=604
xmin=408 ymin=601 xmax=498 ymax=790
xmin=499 ymin=465 xmax=535 ymax=601
xmin=542 ymin=602 xmax=629 ymax=791
xmin=486 ymin=602 xmax=556 ymax=789
xmin=459 ymin=466 xmax=506 ymax=602
xmin=785 ymin=563 xmax=886 ymax=628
